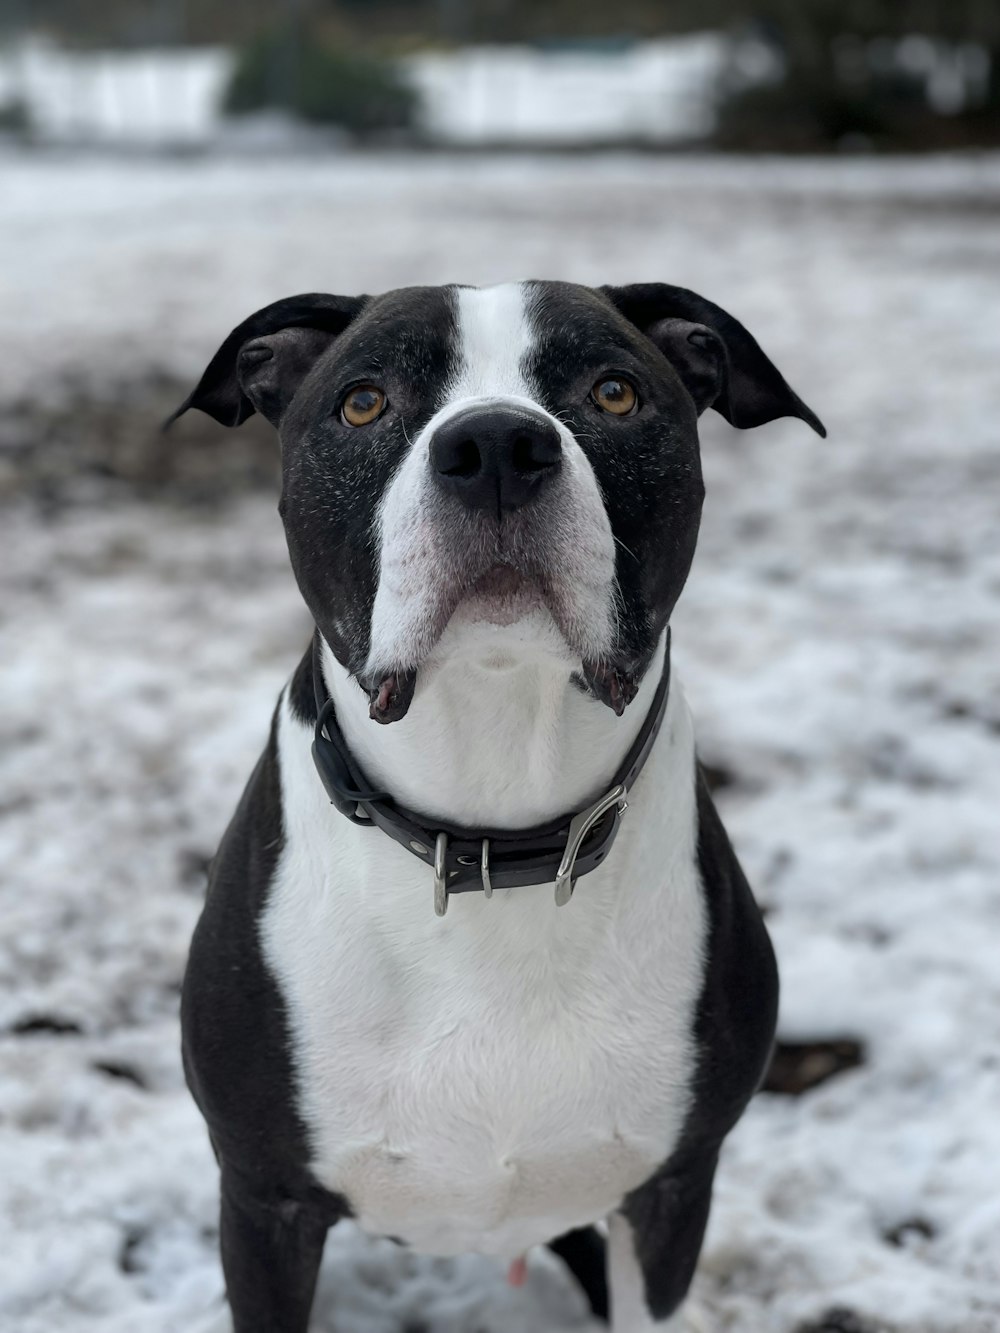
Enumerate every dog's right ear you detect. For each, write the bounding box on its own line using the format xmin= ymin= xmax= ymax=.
xmin=165 ymin=293 xmax=368 ymax=430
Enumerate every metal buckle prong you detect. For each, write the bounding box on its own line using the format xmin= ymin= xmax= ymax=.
xmin=481 ymin=838 xmax=492 ymax=898
xmin=433 ymin=832 xmax=449 ymax=917
xmin=554 ymin=783 xmax=628 ymax=907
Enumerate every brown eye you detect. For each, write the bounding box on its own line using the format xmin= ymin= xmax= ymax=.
xmin=341 ymin=384 xmax=386 ymax=427
xmin=591 ymin=377 xmax=637 ymax=415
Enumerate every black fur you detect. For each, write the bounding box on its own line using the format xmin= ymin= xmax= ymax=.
xmin=181 ymin=699 xmax=350 ymax=1324
xmin=525 ymin=280 xmax=708 ymax=685
xmin=547 ymin=1224 xmax=610 ymax=1319
xmin=619 ymin=766 xmax=779 ymax=1320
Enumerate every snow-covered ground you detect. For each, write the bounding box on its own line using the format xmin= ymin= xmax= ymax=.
xmin=1 ymin=151 xmax=998 ymax=1332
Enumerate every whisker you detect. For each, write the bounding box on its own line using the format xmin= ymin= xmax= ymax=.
xmin=613 ymin=533 xmax=639 ymax=564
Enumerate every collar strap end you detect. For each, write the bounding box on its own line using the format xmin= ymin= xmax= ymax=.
xmin=554 ymin=782 xmax=629 ymax=906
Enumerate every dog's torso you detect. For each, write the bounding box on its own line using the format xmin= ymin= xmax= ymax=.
xmin=259 ymin=653 xmax=705 ymax=1259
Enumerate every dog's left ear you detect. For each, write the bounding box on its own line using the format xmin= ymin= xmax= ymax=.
xmin=165 ymin=292 xmax=368 ymax=429
xmin=601 ymin=283 xmax=825 ymax=437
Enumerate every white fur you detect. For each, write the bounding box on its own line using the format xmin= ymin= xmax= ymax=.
xmin=260 ymin=634 xmax=707 ymax=1276
xmin=366 ymin=282 xmax=617 ymax=679
xmin=449 ymin=282 xmax=537 ymax=400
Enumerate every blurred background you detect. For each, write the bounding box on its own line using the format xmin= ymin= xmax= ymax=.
xmin=2 ymin=0 xmax=1000 ymax=155
xmin=1 ymin=4 xmax=999 ymax=1333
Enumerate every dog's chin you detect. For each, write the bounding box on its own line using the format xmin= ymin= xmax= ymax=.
xmin=361 ymin=566 xmax=636 ymax=724
xmin=449 ymin=565 xmax=547 ymax=630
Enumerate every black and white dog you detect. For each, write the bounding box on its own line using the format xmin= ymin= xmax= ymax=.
xmin=172 ymin=281 xmax=823 ymax=1332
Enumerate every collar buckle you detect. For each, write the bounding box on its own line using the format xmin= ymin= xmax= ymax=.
xmin=553 ymin=783 xmax=629 ymax=907
xmin=435 ymin=788 xmax=629 ymax=916
xmin=434 ymin=835 xmax=493 ymax=917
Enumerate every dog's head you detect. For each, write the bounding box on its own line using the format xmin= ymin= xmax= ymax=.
xmin=171 ymin=281 xmax=823 ymax=722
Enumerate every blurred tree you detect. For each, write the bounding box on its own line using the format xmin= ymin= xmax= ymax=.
xmin=224 ymin=21 xmax=417 ymax=134
xmin=8 ymin=0 xmax=1000 ymax=48
xmin=714 ymin=0 xmax=1000 ymax=149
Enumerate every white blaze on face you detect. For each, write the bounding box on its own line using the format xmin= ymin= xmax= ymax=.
xmin=449 ymin=283 xmax=536 ymax=399
xmin=365 ymin=283 xmax=617 ymax=678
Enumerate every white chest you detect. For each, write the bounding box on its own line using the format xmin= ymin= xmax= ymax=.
xmin=260 ymin=684 xmax=707 ymax=1259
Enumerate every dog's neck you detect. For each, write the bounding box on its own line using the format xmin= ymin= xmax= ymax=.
xmin=320 ymin=633 xmax=668 ymax=830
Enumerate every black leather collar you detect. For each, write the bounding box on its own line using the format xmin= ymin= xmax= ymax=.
xmin=311 ymin=632 xmax=671 ymax=916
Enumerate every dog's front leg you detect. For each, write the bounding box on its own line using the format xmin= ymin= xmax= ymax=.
xmin=218 ymin=1164 xmax=332 ymax=1333
xmin=607 ymin=1150 xmax=718 ymax=1332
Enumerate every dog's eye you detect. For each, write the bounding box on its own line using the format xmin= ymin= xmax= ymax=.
xmin=341 ymin=385 xmax=387 ymax=427
xmin=591 ymin=377 xmax=638 ymax=416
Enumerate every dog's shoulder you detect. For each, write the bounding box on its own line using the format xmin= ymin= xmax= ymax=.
xmin=687 ymin=767 xmax=779 ymax=1143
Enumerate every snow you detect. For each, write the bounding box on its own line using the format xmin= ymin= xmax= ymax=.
xmin=1 ymin=150 xmax=999 ymax=1332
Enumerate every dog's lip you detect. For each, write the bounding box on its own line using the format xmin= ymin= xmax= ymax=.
xmin=362 ymin=654 xmax=640 ymax=726
xmin=580 ymin=659 xmax=640 ymax=717
xmin=365 ymin=669 xmax=417 ymax=725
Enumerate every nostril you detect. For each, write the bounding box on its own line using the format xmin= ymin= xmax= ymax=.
xmin=439 ymin=436 xmax=481 ymax=478
xmin=512 ymin=432 xmax=560 ymax=474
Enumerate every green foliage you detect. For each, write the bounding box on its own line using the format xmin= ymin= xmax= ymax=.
xmin=714 ymin=17 xmax=1000 ymax=151
xmin=0 ymin=100 xmax=29 ymax=135
xmin=224 ymin=27 xmax=418 ymax=136
xmin=13 ymin=0 xmax=1000 ymax=49
xmin=715 ymin=66 xmax=929 ymax=152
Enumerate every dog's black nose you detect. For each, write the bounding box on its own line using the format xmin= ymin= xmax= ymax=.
xmin=430 ymin=406 xmax=562 ymax=515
